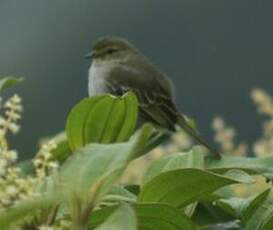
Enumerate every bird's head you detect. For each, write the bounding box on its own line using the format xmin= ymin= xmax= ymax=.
xmin=85 ymin=36 xmax=138 ymax=62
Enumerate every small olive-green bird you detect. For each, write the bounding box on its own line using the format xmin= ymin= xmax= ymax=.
xmin=85 ymin=36 xmax=220 ymax=159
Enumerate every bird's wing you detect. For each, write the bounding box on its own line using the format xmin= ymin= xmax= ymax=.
xmin=106 ymin=64 xmax=179 ymax=130
xmin=106 ymin=62 xmax=221 ymax=159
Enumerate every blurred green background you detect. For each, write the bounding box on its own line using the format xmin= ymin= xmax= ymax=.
xmin=0 ymin=0 xmax=272 ymax=157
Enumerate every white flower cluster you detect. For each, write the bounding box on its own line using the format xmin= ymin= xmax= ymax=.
xmin=212 ymin=117 xmax=248 ymax=156
xmin=251 ymin=89 xmax=273 ymax=156
xmin=0 ymin=94 xmax=22 ymax=137
xmin=0 ymin=94 xmax=28 ymax=208
xmin=0 ymin=93 xmax=64 ymax=230
xmin=211 ymin=89 xmax=273 ymax=157
xmin=251 ymin=89 xmax=273 ymax=116
xmin=0 ymin=94 xmax=60 ymax=212
xmin=33 ymin=140 xmax=59 ymax=180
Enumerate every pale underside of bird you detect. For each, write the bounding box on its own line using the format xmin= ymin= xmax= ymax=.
xmin=87 ymin=36 xmax=221 ymax=159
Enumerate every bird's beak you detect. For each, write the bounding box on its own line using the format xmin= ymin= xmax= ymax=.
xmin=84 ymin=52 xmax=93 ymax=59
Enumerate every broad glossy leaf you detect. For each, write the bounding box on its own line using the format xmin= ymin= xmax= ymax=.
xmin=192 ymin=203 xmax=234 ymax=227
xmin=216 ymin=189 xmax=271 ymax=223
xmin=134 ymin=203 xmax=196 ymax=230
xmin=143 ymin=146 xmax=205 ymax=184
xmin=115 ymin=92 xmax=138 ymax=142
xmin=207 ymin=156 xmax=273 ymax=180
xmin=0 ymin=76 xmax=24 ymax=92
xmin=95 ymin=205 xmax=137 ymax=230
xmin=223 ymin=169 xmax=255 ymax=184
xmin=60 ymin=124 xmax=153 ymax=204
xmin=139 ymin=169 xmax=254 ymax=207
xmin=65 ymin=92 xmax=138 ymax=150
xmin=243 ymin=188 xmax=271 ymax=224
xmin=216 ymin=197 xmax=249 ymax=218
xmin=0 ymin=126 xmax=152 ymax=229
xmin=142 ymin=146 xmax=205 ymax=217
xmin=90 ymin=203 xmax=196 ymax=230
xmin=244 ymin=191 xmax=273 ymax=230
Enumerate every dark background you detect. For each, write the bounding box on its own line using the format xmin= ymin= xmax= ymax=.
xmin=0 ymin=0 xmax=272 ymax=158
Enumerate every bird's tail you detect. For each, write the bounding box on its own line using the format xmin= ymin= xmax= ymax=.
xmin=177 ymin=115 xmax=221 ymax=160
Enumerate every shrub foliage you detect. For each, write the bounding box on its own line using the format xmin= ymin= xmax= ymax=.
xmin=0 ymin=77 xmax=272 ymax=230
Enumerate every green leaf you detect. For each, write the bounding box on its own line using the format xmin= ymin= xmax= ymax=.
xmin=223 ymin=169 xmax=255 ymax=184
xmin=139 ymin=169 xmax=254 ymax=208
xmin=49 ymin=132 xmax=72 ymax=163
xmin=207 ymin=156 xmax=273 ymax=180
xmin=90 ymin=203 xmax=196 ymax=230
xmin=0 ymin=76 xmax=24 ymax=92
xmin=135 ymin=131 xmax=170 ymax=158
xmin=262 ymin=218 xmax=273 ymax=230
xmin=192 ymin=203 xmax=234 ymax=227
xmin=115 ymin=92 xmax=138 ymax=142
xmin=0 ymin=195 xmax=55 ymax=229
xmin=59 ymin=124 xmax=153 ymax=204
xmin=100 ymin=185 xmax=137 ymax=206
xmin=216 ymin=197 xmax=249 ymax=219
xmin=243 ymin=188 xmax=271 ymax=224
xmin=244 ymin=191 xmax=273 ymax=230
xmin=143 ymin=146 xmax=205 ymax=184
xmin=95 ymin=205 xmax=137 ymax=230
xmin=142 ymin=146 xmax=205 ymax=218
xmin=200 ymin=220 xmax=241 ymax=230
xmin=125 ymin=185 xmax=140 ymax=196
xmin=216 ymin=188 xmax=271 ymax=223
xmin=65 ymin=92 xmax=138 ymax=151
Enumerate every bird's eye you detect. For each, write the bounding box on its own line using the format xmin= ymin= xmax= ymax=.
xmin=106 ymin=48 xmax=117 ymax=54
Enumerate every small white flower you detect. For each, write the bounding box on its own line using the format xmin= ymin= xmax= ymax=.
xmin=5 ymin=110 xmax=21 ymax=120
xmin=13 ymin=104 xmax=23 ymax=113
xmin=6 ymin=150 xmax=18 ymax=162
xmin=0 ymin=116 xmax=6 ymax=126
xmin=1 ymin=197 xmax=11 ymax=206
xmin=212 ymin=117 xmax=224 ymax=130
xmin=10 ymin=94 xmax=22 ymax=104
xmin=39 ymin=151 xmax=51 ymax=160
xmin=0 ymin=159 xmax=8 ymax=168
xmin=33 ymin=158 xmax=42 ymax=167
xmin=4 ymin=101 xmax=12 ymax=109
xmin=43 ymin=141 xmax=57 ymax=151
xmin=48 ymin=162 xmax=59 ymax=170
xmin=6 ymin=185 xmax=18 ymax=197
xmin=8 ymin=123 xmax=20 ymax=134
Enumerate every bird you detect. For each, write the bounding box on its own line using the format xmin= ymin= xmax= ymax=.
xmin=85 ymin=36 xmax=221 ymax=159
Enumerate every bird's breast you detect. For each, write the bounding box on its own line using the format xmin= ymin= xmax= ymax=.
xmin=88 ymin=63 xmax=112 ymax=96
xmin=88 ymin=61 xmax=143 ymax=97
